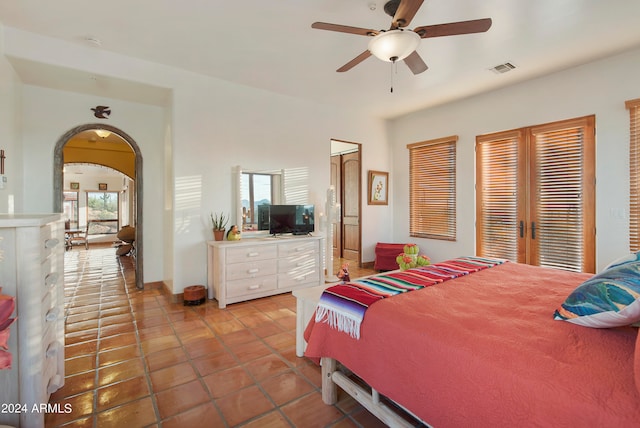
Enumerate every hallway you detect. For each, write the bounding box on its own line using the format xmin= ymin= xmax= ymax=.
xmin=46 ymin=246 xmax=386 ymax=427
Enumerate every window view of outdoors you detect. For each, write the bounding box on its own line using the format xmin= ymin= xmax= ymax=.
xmin=241 ymin=173 xmax=272 ymax=230
xmin=63 ymin=191 xmax=79 ymax=229
xmin=87 ymin=191 xmax=119 ymax=234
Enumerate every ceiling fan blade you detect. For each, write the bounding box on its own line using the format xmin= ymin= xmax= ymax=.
xmin=414 ymin=18 xmax=492 ymax=38
xmin=392 ymin=0 xmax=424 ymax=28
xmin=337 ymin=51 xmax=372 ymax=72
xmin=312 ymin=22 xmax=379 ymax=37
xmin=404 ymin=51 xmax=428 ymax=74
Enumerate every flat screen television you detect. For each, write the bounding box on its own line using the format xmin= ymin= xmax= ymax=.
xmin=268 ymin=204 xmax=314 ymax=235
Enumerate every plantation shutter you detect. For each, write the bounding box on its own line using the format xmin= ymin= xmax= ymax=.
xmin=529 ymin=116 xmax=595 ymax=272
xmin=627 ymin=98 xmax=640 ymax=252
xmin=408 ymin=136 xmax=457 ymax=240
xmin=476 ymin=130 xmax=527 ymax=262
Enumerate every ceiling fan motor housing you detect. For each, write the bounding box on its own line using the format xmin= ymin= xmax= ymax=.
xmin=383 ymin=0 xmax=401 ymax=18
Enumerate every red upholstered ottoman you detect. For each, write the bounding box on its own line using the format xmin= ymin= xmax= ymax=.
xmin=374 ymin=242 xmax=406 ymax=271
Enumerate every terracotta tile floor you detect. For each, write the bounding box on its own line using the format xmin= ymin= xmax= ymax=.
xmin=46 ymin=246 xmax=387 ymax=427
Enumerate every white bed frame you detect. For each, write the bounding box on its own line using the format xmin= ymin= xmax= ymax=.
xmin=294 ymin=284 xmax=430 ymax=427
xmin=320 ymin=357 xmax=431 ymax=428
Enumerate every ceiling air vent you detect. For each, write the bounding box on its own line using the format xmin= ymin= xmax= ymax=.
xmin=490 ymin=62 xmax=516 ymax=74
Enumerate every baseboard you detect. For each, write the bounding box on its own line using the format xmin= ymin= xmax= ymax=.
xmin=144 ymin=281 xmax=209 ymax=305
xmin=144 ymin=281 xmax=164 ymax=290
xmin=361 ymin=261 xmax=375 ymax=269
xmin=142 ymin=281 xmax=181 ymax=303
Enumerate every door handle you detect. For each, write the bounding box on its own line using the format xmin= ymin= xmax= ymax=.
xmin=519 ymin=220 xmax=524 ymax=238
xmin=531 ymin=222 xmax=536 ymax=239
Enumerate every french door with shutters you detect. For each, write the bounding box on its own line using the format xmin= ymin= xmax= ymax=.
xmin=476 ymin=115 xmax=596 ymax=273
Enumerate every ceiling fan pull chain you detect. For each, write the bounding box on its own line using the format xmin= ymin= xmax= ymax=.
xmin=390 ymin=60 xmax=396 ymax=93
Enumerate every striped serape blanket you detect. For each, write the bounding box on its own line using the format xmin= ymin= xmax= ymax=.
xmin=315 ymin=256 xmax=506 ymax=339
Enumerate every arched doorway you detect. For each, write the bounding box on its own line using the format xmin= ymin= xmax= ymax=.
xmin=53 ymin=123 xmax=144 ymax=289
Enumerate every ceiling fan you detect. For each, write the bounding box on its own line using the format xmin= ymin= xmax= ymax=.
xmin=312 ymin=0 xmax=492 ymax=74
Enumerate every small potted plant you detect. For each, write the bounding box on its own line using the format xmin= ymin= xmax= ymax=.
xmin=211 ymin=212 xmax=229 ymax=241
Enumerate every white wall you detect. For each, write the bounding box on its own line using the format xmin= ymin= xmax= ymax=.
xmin=1 ymin=25 xmax=391 ymax=294
xmin=0 ymin=30 xmax=22 ymax=213
xmin=389 ymin=47 xmax=640 ymax=272
xmin=19 ymin=86 xmax=166 ymax=282
xmin=169 ymin=73 xmax=389 ymax=289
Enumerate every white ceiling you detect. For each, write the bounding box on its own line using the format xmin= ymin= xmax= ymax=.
xmin=2 ymin=0 xmax=640 ymax=118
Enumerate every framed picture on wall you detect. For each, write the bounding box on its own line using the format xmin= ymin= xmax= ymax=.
xmin=98 ymin=183 xmax=108 ymax=191
xmin=70 ymin=182 xmax=79 ymax=190
xmin=368 ymin=170 xmax=389 ymax=205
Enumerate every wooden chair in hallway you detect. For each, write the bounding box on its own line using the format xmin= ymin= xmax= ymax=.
xmin=67 ymin=222 xmax=88 ymax=250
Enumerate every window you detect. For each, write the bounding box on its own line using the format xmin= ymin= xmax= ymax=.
xmin=241 ymin=172 xmax=280 ymax=231
xmin=627 ymin=98 xmax=640 ymax=251
xmin=407 ymin=136 xmax=457 ymax=241
xmin=86 ymin=191 xmax=120 ymax=234
xmin=63 ymin=191 xmax=79 ymax=228
xmin=476 ymin=116 xmax=595 ymax=273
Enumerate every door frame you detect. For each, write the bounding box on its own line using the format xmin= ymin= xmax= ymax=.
xmin=330 ymin=139 xmax=362 ymax=266
xmin=53 ymin=123 xmax=144 ymax=289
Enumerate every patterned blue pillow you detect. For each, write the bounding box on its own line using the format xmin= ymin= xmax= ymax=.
xmin=554 ymin=261 xmax=640 ymax=328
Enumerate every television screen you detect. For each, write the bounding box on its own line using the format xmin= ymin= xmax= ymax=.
xmin=294 ymin=205 xmax=314 ymax=235
xmin=268 ymin=204 xmax=314 ymax=235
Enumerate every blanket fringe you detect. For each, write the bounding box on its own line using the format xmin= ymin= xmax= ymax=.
xmin=315 ymin=304 xmax=361 ymax=339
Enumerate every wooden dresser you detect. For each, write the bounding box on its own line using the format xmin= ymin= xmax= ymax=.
xmin=0 ymin=214 xmax=65 ymax=428
xmin=207 ymin=235 xmax=323 ymax=308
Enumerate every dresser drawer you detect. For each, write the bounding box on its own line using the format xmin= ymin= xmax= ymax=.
xmin=43 ymin=302 xmax=61 ymax=330
xmin=226 ymin=275 xmax=278 ymax=298
xmin=278 ymin=251 xmax=317 ymax=271
xmin=226 ymin=259 xmax=277 ymax=281
xmin=226 ymin=244 xmax=277 ymax=264
xmin=278 ymin=270 xmax=320 ymax=289
xmin=42 ymin=339 xmax=62 ymax=399
xmin=278 ymin=240 xmax=318 ymax=258
xmin=42 ymin=321 xmax=58 ymax=358
xmin=41 ymin=289 xmax=53 ymax=319
xmin=41 ymin=257 xmax=60 ymax=294
xmin=40 ymin=224 xmax=61 ymax=262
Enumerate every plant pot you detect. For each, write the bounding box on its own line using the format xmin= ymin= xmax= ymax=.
xmin=213 ymin=229 xmax=225 ymax=241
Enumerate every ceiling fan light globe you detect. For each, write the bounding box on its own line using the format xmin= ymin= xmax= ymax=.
xmin=368 ymin=29 xmax=420 ymax=62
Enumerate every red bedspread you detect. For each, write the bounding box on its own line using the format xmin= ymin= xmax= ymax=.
xmin=304 ymin=262 xmax=640 ymax=427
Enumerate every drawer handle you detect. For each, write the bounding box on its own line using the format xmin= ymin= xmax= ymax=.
xmin=47 ymin=374 xmax=64 ymax=394
xmin=248 ymin=284 xmax=261 ymax=290
xmin=44 ymin=238 xmax=60 ymax=249
xmin=45 ymin=309 xmax=58 ymax=322
xmin=247 ymin=252 xmax=260 ymax=257
xmin=46 ymin=343 xmax=58 ymax=358
xmin=45 ymin=272 xmax=59 ymax=287
xmin=247 ymin=268 xmax=259 ymax=274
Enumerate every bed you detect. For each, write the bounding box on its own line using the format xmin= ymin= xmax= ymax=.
xmin=303 ymin=258 xmax=640 ymax=427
